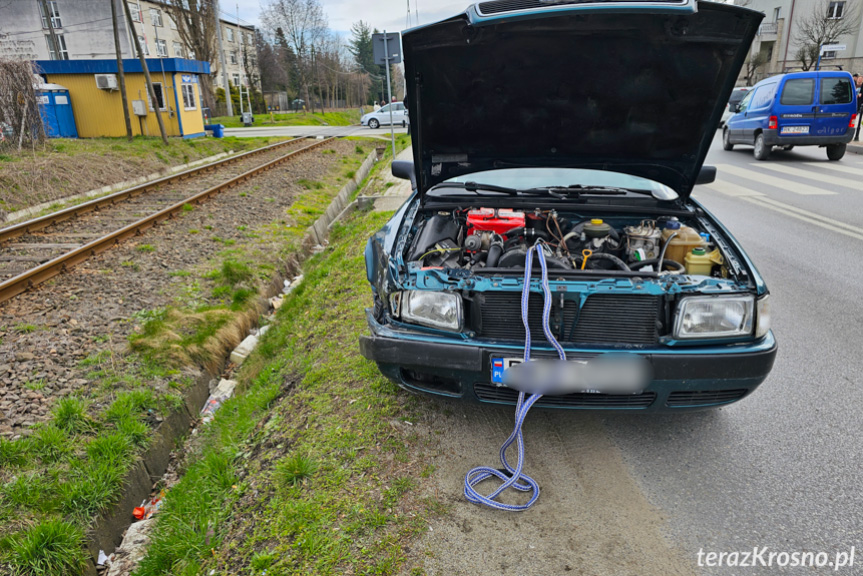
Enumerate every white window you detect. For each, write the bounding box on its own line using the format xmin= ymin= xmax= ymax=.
xmin=137 ymin=35 xmax=149 ymax=56
xmin=149 ymin=83 xmax=167 ymax=111
xmin=173 ymin=41 xmax=184 ymax=58
xmin=181 ymin=84 xmax=196 ymax=110
xmin=45 ymin=34 xmax=68 ymax=60
xmin=188 ymin=49 xmax=196 ymax=60
xmin=823 ymin=50 xmax=837 ymax=59
xmin=156 ymin=39 xmax=167 ymax=57
xmin=129 ymin=2 xmax=142 ymax=23
xmin=226 ymin=27 xmax=234 ymax=42
xmin=232 ymin=73 xmax=240 ymax=86
xmin=827 ymin=1 xmax=845 ymax=18
xmin=150 ymin=8 xmax=163 ymax=27
xmin=229 ymin=50 xmax=238 ymax=65
xmin=773 ymin=7 xmax=781 ymax=21
xmin=39 ymin=1 xmax=61 ymax=29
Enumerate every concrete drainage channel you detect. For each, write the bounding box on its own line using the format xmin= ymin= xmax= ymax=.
xmin=85 ymin=149 xmax=380 ymax=575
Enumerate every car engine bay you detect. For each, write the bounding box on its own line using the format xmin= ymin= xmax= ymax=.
xmin=406 ymin=207 xmax=729 ymax=278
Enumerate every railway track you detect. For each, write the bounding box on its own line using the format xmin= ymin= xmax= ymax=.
xmin=0 ymin=136 xmax=338 ymax=304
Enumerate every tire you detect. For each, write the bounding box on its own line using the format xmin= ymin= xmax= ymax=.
xmin=722 ymin=128 xmax=734 ymax=151
xmin=368 ymin=118 xmax=380 ymax=129
xmin=402 ymin=120 xmax=406 ymax=128
xmin=827 ymin=143 xmax=846 ymax=161
xmin=753 ymin=133 xmax=771 ymax=160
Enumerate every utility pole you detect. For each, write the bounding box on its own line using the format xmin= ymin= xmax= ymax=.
xmin=383 ymin=31 xmax=395 ymax=159
xmin=215 ymin=0 xmax=233 ymax=116
xmin=110 ymin=0 xmax=134 ymax=140
xmin=236 ymin=3 xmax=244 ymax=117
xmin=123 ymin=0 xmax=168 ymax=144
xmin=39 ymin=0 xmax=60 ymax=59
xmin=312 ymin=46 xmax=324 ymax=114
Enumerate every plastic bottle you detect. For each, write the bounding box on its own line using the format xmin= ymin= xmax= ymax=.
xmin=685 ymin=247 xmax=713 ymax=275
xmin=661 ymin=218 xmax=705 ymax=265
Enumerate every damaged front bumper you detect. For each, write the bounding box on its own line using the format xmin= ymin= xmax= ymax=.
xmin=359 ymin=311 xmax=777 ymax=412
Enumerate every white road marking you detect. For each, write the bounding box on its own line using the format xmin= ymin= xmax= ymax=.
xmin=703 ymin=180 xmax=765 ymax=197
xmin=715 ymin=164 xmax=837 ymax=195
xmin=742 ymin=196 xmax=863 ymax=242
xmin=802 ymin=161 xmax=863 ymax=177
xmin=753 ymin=163 xmax=861 ymax=189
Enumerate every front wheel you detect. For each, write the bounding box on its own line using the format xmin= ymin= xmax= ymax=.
xmin=753 ymin=133 xmax=771 ymax=160
xmin=368 ymin=118 xmax=380 ymax=129
xmin=722 ymin=128 xmax=734 ymax=151
xmin=826 ymin=143 xmax=846 ymax=161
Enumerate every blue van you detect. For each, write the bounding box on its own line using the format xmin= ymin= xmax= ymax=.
xmin=723 ymin=71 xmax=858 ymax=161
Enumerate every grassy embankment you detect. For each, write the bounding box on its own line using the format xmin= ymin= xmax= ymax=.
xmin=0 ymin=139 xmax=398 ymax=576
xmin=209 ymin=109 xmax=361 ymax=129
xmin=0 ymin=136 xmax=289 ymax=214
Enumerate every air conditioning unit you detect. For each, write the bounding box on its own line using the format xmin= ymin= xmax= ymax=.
xmin=95 ymin=74 xmax=119 ymax=90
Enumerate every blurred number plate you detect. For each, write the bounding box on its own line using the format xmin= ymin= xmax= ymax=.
xmin=781 ymin=126 xmax=809 ymax=134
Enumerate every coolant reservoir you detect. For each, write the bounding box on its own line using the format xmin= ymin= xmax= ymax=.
xmin=684 ymin=247 xmax=713 ymax=275
xmin=661 ymin=219 xmax=705 ymax=265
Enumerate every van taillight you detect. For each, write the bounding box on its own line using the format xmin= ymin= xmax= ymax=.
xmin=850 ymin=114 xmax=858 ymax=128
xmin=768 ymin=116 xmax=778 ymax=129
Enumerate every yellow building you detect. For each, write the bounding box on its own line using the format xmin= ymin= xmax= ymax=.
xmin=36 ymin=58 xmax=209 ymax=139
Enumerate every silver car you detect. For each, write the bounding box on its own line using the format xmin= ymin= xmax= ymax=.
xmin=361 ymin=102 xmax=409 ymax=129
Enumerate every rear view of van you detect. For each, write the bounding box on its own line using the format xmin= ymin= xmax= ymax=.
xmin=723 ymin=71 xmax=858 ymax=160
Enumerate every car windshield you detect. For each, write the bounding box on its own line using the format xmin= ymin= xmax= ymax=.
xmin=728 ymin=90 xmax=748 ymax=105
xmin=444 ymin=168 xmax=678 ymax=198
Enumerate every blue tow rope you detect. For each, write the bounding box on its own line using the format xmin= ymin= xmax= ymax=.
xmin=464 ymin=242 xmax=567 ymax=511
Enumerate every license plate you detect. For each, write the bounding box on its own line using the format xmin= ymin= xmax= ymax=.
xmin=491 ymin=355 xmax=649 ymax=395
xmin=491 ymin=357 xmax=587 ymax=384
xmin=781 ymin=126 xmax=809 ymax=134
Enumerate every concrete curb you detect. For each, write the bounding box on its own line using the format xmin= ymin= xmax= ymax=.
xmin=85 ymin=149 xmax=379 ymax=572
xmin=5 ymin=151 xmax=234 ymax=224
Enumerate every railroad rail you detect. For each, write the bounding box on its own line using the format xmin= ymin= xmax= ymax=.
xmin=0 ymin=137 xmax=337 ymax=304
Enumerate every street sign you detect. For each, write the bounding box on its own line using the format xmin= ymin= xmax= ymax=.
xmin=373 ymin=33 xmax=401 ymax=65
xmin=821 ymin=44 xmax=846 ymax=53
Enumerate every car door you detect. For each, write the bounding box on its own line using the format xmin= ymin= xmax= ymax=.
xmin=377 ymin=104 xmax=392 ymax=125
xmin=813 ymin=73 xmax=855 ymax=138
xmin=775 ymin=76 xmax=816 ymax=138
xmin=727 ymin=89 xmax=755 ymax=142
xmin=741 ymin=84 xmax=776 ymax=143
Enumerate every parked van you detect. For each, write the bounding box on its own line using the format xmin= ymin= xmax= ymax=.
xmin=723 ymin=71 xmax=858 ymax=160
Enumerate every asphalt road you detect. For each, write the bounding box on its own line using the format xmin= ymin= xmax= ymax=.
xmin=223 ymin=124 xmax=407 ymax=138
xmin=416 ymin=132 xmax=863 ymax=575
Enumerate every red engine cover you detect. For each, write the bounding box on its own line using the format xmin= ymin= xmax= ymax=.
xmin=466 ymin=208 xmax=525 ymax=235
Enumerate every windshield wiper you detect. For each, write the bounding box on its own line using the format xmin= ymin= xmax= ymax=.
xmin=523 ymin=184 xmax=639 ymax=199
xmin=430 ymin=182 xmax=544 ymax=196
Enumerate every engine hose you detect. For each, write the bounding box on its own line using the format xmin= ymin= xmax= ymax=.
xmin=464 ymin=242 xmax=565 ymax=511
xmin=657 ymin=231 xmax=677 ymax=273
xmin=504 ymin=227 xmax=550 ymax=240
xmin=571 ymin=252 xmax=631 ymax=271
xmin=629 ymin=257 xmax=685 ymax=272
xmin=486 ymin=242 xmax=503 ymax=268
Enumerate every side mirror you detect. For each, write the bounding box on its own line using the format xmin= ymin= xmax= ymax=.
xmin=730 ymin=104 xmax=741 ymax=113
xmin=696 ymin=165 xmax=716 ymax=185
xmin=392 ymin=160 xmax=417 ymax=189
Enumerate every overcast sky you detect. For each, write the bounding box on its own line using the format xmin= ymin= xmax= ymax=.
xmin=229 ymin=0 xmax=469 ymax=36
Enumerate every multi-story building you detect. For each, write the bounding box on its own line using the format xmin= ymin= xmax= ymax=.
xmin=0 ymin=0 xmax=258 ymax=92
xmin=743 ymin=0 xmax=863 ymax=84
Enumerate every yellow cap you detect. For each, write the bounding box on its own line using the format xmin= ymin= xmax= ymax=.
xmin=590 ymin=219 xmax=604 ymax=225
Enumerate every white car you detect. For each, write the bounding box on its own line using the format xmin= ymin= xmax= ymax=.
xmin=361 ymin=102 xmax=409 ymax=129
xmin=719 ymin=87 xmax=750 ymax=127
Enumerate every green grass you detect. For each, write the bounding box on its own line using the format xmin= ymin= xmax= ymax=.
xmin=210 ymin=109 xmax=361 ymax=129
xmin=136 ymin=244 xmax=156 ymax=253
xmin=133 ymin=208 xmax=436 ymax=576
xmin=1 ymin=518 xmax=88 ymax=576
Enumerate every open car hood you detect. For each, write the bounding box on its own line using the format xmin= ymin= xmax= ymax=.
xmin=402 ymin=0 xmax=762 ymax=199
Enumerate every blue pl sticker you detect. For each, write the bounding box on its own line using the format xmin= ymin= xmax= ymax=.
xmin=491 ymin=358 xmax=505 ymax=383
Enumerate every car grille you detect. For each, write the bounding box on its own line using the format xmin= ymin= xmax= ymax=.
xmin=475 ymin=382 xmax=656 ymax=408
xmin=475 ymin=292 xmax=661 ymax=345
xmin=666 ymin=389 xmax=749 ymax=407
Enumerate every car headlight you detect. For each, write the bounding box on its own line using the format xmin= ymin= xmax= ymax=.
xmin=673 ymin=295 xmax=754 ymax=340
xmin=400 ymin=291 xmax=462 ymax=331
xmin=755 ymin=295 xmax=771 ymax=338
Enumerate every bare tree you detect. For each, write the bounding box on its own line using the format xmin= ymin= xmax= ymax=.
xmin=262 ymin=0 xmax=328 ymax=113
xmin=794 ymin=0 xmax=860 ymax=69
xmin=0 ymin=59 xmax=45 ymax=152
xmin=165 ymin=0 xmax=219 ymax=110
xmin=744 ymin=51 xmax=768 ymax=84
